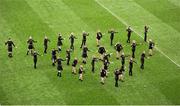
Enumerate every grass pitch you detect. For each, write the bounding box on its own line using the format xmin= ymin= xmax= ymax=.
xmin=0 ymin=0 xmax=180 ymax=105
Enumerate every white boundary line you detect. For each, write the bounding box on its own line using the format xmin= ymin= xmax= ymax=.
xmin=95 ymin=0 xmax=180 ymax=68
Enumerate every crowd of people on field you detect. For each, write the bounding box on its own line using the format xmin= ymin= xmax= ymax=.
xmin=4 ymin=25 xmax=155 ymax=87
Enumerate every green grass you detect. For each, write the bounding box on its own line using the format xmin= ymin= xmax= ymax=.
xmin=0 ymin=0 xmax=180 ymax=105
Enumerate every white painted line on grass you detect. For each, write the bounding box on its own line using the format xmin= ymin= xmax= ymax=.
xmin=95 ymin=0 xmax=180 ymax=67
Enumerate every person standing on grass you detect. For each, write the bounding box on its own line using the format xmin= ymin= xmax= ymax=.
xmin=98 ymin=46 xmax=106 ymax=59
xmin=120 ymin=52 xmax=129 ymax=67
xmin=32 ymin=51 xmax=40 ymax=69
xmin=91 ymin=56 xmax=99 ymax=73
xmin=131 ymin=40 xmax=143 ymax=58
xmin=140 ymin=51 xmax=147 ymax=70
xmin=66 ymin=49 xmax=71 ymax=65
xmin=100 ymin=68 xmax=107 ymax=85
xmin=57 ymin=33 xmax=64 ymax=52
xmin=104 ymin=60 xmax=110 ymax=77
xmin=56 ymin=57 xmax=66 ymax=78
xmin=78 ymin=65 xmax=84 ymax=81
xmin=131 ymin=40 xmax=137 ymax=58
xmin=27 ymin=36 xmax=37 ymax=55
xmin=126 ymin=26 xmax=133 ymax=43
xmin=96 ymin=30 xmax=103 ymax=47
xmin=114 ymin=42 xmax=123 ymax=59
xmin=51 ymin=48 xmax=58 ymax=66
xmin=108 ymin=28 xmax=118 ymax=46
xmin=82 ymin=45 xmax=90 ymax=64
xmin=114 ymin=68 xmax=120 ymax=87
xmin=119 ymin=65 xmax=125 ymax=81
xmin=129 ymin=57 xmax=137 ymax=76
xmin=43 ymin=36 xmax=50 ymax=54
xmin=99 ymin=53 xmax=112 ymax=77
xmin=144 ymin=25 xmax=149 ymax=42
xmin=72 ymin=57 xmax=78 ymax=74
xmin=80 ymin=31 xmax=89 ymax=48
xmin=69 ymin=32 xmax=77 ymax=51
xmin=148 ymin=39 xmax=155 ymax=56
xmin=120 ymin=53 xmax=125 ymax=67
xmin=5 ymin=38 xmax=15 ymax=58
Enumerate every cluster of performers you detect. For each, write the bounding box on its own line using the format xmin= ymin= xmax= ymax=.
xmin=4 ymin=25 xmax=155 ymax=87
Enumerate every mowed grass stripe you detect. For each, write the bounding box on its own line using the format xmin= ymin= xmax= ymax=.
xmin=0 ymin=0 xmax=66 ymax=104
xmin=168 ymin=0 xmax=180 ymax=7
xmin=134 ymin=0 xmax=180 ymax=32
xmin=0 ymin=15 xmax=36 ymax=104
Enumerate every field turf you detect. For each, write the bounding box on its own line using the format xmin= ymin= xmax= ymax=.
xmin=0 ymin=0 xmax=180 ymax=105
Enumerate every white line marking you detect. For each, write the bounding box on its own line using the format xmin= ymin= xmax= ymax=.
xmin=95 ymin=0 xmax=180 ymax=67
